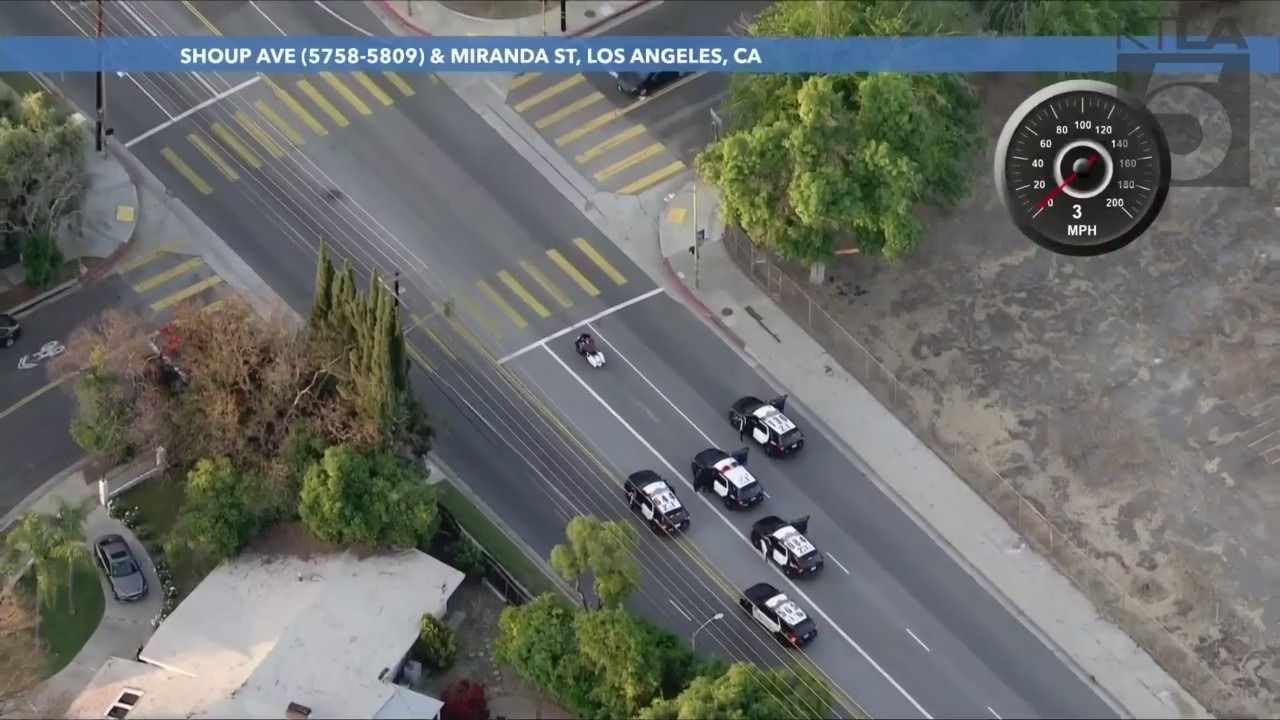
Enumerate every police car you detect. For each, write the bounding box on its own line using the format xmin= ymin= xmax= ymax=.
xmin=750 ymin=515 xmax=824 ymax=578
xmin=729 ymin=395 xmax=805 ymax=457
xmin=691 ymin=447 xmax=765 ymax=510
xmin=739 ymin=582 xmax=818 ymax=647
xmin=624 ymin=470 xmax=690 ymax=535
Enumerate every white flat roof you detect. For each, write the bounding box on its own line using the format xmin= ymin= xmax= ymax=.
xmin=67 ymin=550 xmax=463 ymax=720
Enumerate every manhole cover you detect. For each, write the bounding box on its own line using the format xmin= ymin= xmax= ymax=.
xmin=720 ymin=307 xmax=733 ymax=317
xmin=584 ymin=9 xmax=596 ymax=18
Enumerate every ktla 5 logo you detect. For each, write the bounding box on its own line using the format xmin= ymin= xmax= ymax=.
xmin=1116 ymin=15 xmax=1251 ymax=188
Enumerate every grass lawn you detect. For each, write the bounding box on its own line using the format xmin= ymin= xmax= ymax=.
xmin=434 ymin=481 xmax=560 ymax=599
xmin=116 ymin=478 xmax=209 ymax=596
xmin=18 ymin=558 xmax=106 ymax=677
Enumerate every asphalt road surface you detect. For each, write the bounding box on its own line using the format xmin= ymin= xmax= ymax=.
xmin=0 ymin=1 xmax=1118 ymax=717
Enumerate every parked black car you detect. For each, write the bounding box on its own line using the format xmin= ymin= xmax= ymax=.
xmin=624 ymin=470 xmax=690 ymax=535
xmin=739 ymin=581 xmax=818 ymax=647
xmin=730 ymin=394 xmax=804 ymax=457
xmin=93 ymin=534 xmax=148 ymax=602
xmin=0 ymin=313 xmax=21 ymax=348
xmin=691 ymin=447 xmax=764 ymax=509
xmin=611 ymin=71 xmax=686 ymax=97
xmin=750 ymin=515 xmax=824 ymax=578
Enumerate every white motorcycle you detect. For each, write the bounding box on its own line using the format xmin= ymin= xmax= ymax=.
xmin=574 ymin=335 xmax=606 ymax=369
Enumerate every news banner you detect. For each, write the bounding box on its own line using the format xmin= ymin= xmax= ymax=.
xmin=0 ymin=36 xmax=1278 ymax=73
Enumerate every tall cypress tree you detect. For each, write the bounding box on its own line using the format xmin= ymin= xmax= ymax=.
xmin=310 ymin=243 xmax=334 ymax=334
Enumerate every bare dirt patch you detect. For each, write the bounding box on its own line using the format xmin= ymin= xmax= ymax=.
xmin=726 ymin=8 xmax=1280 ymax=719
xmin=420 ymin=581 xmax=574 ymax=719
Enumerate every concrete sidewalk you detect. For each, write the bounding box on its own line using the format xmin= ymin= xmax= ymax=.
xmin=372 ymin=0 xmax=655 ymax=37
xmin=656 ymin=181 xmax=1208 ymax=720
xmin=1 ymin=465 xmax=162 ymax=720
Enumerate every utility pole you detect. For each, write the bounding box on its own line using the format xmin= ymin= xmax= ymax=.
xmin=542 ymin=0 xmax=547 ymax=35
xmin=95 ymin=0 xmax=105 ymax=152
xmin=560 ymin=0 xmax=567 ymax=33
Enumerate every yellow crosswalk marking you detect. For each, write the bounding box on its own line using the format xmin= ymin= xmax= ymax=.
xmin=595 ymin=142 xmax=664 ymax=182
xmin=453 ymin=297 xmax=502 ymax=341
xmin=235 ymin=110 xmax=285 ymax=158
xmin=535 ymin=92 xmax=604 ymax=130
xmin=498 ymin=270 xmax=551 ymax=318
xmin=274 ymin=90 xmax=329 ymax=137
xmin=383 ymin=72 xmax=415 ymax=96
xmin=210 ymin=122 xmax=262 ymax=169
xmin=354 ymin=72 xmax=394 ymax=106
xmin=134 ymin=257 xmax=204 ymax=293
xmin=556 ymin=106 xmax=625 ymax=147
xmin=509 ymin=72 xmax=542 ymax=90
xmin=296 ymin=80 xmax=348 ymax=128
xmin=618 ymin=160 xmax=687 ymax=195
xmin=188 ymin=134 xmax=239 ymax=182
xmin=576 ymin=124 xmax=646 ymax=164
xmin=320 ymin=72 xmax=372 ymax=116
xmin=115 ymin=241 xmax=182 ymax=275
xmin=429 ymin=74 xmax=440 ymax=85
xmin=151 ymin=275 xmax=224 ymax=312
xmin=520 ymin=260 xmax=572 ymax=308
xmin=477 ymin=279 xmax=528 ymax=329
xmin=200 ymin=298 xmax=226 ymax=315
xmin=160 ymin=147 xmax=212 ymax=195
xmin=255 ymin=99 xmax=307 ymax=146
xmin=406 ymin=339 xmax=435 ymax=374
xmin=513 ymin=75 xmax=584 ymax=113
xmin=546 ymin=249 xmax=599 ymax=297
xmin=573 ymin=238 xmax=627 ymax=286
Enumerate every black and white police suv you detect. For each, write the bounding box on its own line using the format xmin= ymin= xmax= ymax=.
xmin=739 ymin=582 xmax=818 ymax=647
xmin=624 ymin=470 xmax=690 ymax=535
xmin=750 ymin=515 xmax=824 ymax=578
xmin=729 ymin=395 xmax=804 ymax=457
xmin=691 ymin=447 xmax=765 ymax=510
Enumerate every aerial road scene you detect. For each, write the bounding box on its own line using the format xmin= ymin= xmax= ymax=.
xmin=0 ymin=1 xmax=1274 ymax=719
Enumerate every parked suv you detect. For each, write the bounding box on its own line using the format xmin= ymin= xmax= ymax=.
xmin=93 ymin=534 xmax=148 ymax=602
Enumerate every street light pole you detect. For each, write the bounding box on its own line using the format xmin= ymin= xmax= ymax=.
xmin=692 ymin=189 xmax=700 ymax=289
xmin=542 ymin=0 xmax=547 ymax=35
xmin=560 ymin=0 xmax=567 ymax=33
xmin=690 ymin=612 xmax=724 ymax=650
xmin=94 ymin=0 xmax=105 ymax=152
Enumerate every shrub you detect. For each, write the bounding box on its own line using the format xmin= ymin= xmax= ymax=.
xmin=21 ymin=231 xmax=63 ymax=289
xmin=415 ymin=613 xmax=457 ymax=672
xmin=446 ymin=537 xmax=487 ymax=579
xmin=441 ymin=679 xmax=489 ymax=720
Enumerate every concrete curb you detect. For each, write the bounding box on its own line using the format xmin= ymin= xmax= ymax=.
xmin=0 ymin=457 xmax=92 ymax=532
xmin=658 ymin=254 xmax=747 ymax=350
xmin=377 ymin=0 xmax=655 ymax=36
xmin=6 ymin=278 xmax=82 ymax=318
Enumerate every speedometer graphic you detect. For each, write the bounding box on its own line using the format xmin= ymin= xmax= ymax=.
xmin=994 ymin=79 xmax=1172 ymax=257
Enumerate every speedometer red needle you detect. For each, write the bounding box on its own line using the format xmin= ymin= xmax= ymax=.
xmin=1037 ymin=154 xmax=1099 ymax=209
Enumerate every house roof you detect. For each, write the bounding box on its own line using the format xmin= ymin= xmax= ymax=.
xmin=66 ymin=550 xmax=463 ymax=720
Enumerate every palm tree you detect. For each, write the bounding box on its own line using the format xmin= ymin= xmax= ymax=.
xmin=48 ymin=497 xmax=91 ymax=616
xmin=1 ymin=514 xmax=62 ymax=643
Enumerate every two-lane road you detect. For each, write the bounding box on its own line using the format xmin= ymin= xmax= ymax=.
xmin=0 ymin=0 xmax=1118 ymax=716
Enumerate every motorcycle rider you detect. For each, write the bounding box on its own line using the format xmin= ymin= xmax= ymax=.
xmin=575 ymin=333 xmax=597 ymax=357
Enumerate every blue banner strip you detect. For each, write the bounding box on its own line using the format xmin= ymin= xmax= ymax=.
xmin=0 ymin=36 xmax=1275 ymax=73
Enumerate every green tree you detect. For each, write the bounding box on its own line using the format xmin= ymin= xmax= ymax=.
xmin=21 ymin=230 xmax=62 ymax=288
xmin=975 ymin=0 xmax=1166 ymax=36
xmin=1 ymin=498 xmax=93 ymax=637
xmin=70 ymin=347 xmax=136 ymax=463
xmin=574 ymin=608 xmax=667 ymax=717
xmin=0 ymin=89 xmax=87 ymax=257
xmin=699 ymin=0 xmax=981 ymax=263
xmin=310 ymin=242 xmax=335 ymax=334
xmin=298 ymin=443 xmax=438 ymax=548
xmin=640 ymin=662 xmax=833 ymax=720
xmin=549 ymin=515 xmax=639 ymax=610
xmin=494 ymin=594 xmax=596 ymax=714
xmin=180 ymin=456 xmax=265 ymax=561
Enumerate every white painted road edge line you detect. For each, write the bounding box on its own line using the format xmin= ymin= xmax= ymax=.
xmin=668 ymin=598 xmax=693 ymax=622
xmin=987 ymin=706 xmax=1003 ymax=720
xmin=905 ymin=627 xmax=931 ymax=653
xmin=826 ymin=552 xmax=851 ymax=575
xmin=496 ymin=286 xmax=665 ymax=365
xmin=312 ymin=0 xmax=376 ymax=36
xmin=541 ymin=343 xmax=933 ymax=720
xmin=124 ymin=76 xmax=263 ymax=148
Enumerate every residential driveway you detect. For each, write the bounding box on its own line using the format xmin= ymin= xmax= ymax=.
xmin=16 ymin=494 xmax=161 ymax=719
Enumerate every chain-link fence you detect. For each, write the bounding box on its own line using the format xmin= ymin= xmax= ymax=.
xmin=722 ymin=226 xmax=1254 ymax=716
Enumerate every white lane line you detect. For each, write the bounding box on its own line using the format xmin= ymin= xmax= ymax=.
xmin=668 ymin=598 xmax=693 ymax=622
xmin=496 ymin=287 xmax=665 ymax=365
xmin=541 ymin=344 xmax=933 ymax=719
xmin=117 ymin=0 xmax=218 ymax=96
xmin=826 ymin=552 xmax=851 ymax=575
xmin=905 ymin=627 xmax=931 ymax=653
xmin=313 ymin=0 xmax=376 ymax=36
xmin=987 ymin=706 xmax=1003 ymax=720
xmin=124 ymin=76 xmax=263 ymax=148
xmin=248 ymin=0 xmax=289 ymax=35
